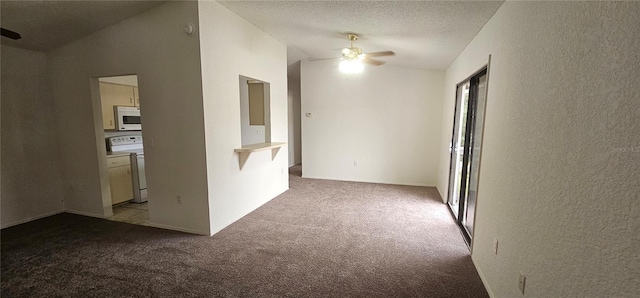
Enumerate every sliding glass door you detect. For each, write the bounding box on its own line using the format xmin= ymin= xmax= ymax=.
xmin=447 ymin=68 xmax=488 ymax=245
xmin=448 ymin=82 xmax=470 ymax=221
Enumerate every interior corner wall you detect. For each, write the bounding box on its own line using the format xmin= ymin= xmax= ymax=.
xmin=439 ymin=2 xmax=640 ymax=296
xmin=301 ymin=61 xmax=444 ymax=186
xmin=197 ymin=1 xmax=289 ymax=235
xmin=47 ymin=1 xmax=210 ymax=234
xmin=1 ymin=45 xmax=66 ymax=228
xmin=287 ymin=67 xmax=302 ymax=167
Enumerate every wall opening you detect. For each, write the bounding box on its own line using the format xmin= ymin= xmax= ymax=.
xmin=94 ymin=74 xmax=150 ymax=226
xmin=239 ymin=75 xmax=271 ymax=146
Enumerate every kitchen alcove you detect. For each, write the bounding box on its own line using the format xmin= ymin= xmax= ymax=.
xmin=93 ymin=74 xmax=150 ymax=226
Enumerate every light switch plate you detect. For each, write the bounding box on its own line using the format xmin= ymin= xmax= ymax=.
xmin=518 ymin=272 xmax=526 ymax=294
xmin=493 ymin=238 xmax=499 ymax=255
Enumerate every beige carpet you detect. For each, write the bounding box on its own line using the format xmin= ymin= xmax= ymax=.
xmin=1 ymin=165 xmax=488 ymax=297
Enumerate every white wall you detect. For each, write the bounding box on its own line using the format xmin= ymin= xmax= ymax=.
xmin=438 ymin=2 xmax=640 ymax=296
xmin=239 ymin=76 xmax=266 ymax=145
xmin=301 ymin=60 xmax=444 ymax=186
xmin=287 ymin=66 xmax=302 ymax=166
xmin=198 ymin=1 xmax=289 ymax=235
xmin=99 ymin=75 xmax=138 ymax=86
xmin=1 ymin=45 xmax=66 ymax=228
xmin=48 ymin=1 xmax=210 ymax=234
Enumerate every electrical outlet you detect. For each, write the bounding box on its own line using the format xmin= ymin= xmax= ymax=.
xmin=518 ymin=272 xmax=526 ymax=294
xmin=493 ymin=238 xmax=499 ymax=255
xmin=176 ymin=194 xmax=182 ymax=205
xmin=353 ymin=161 xmax=358 ymax=166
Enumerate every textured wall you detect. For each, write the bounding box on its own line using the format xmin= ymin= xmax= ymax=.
xmin=439 ymin=2 xmax=640 ymax=296
xmin=1 ymin=46 xmax=65 ymax=227
xmin=198 ymin=1 xmax=289 ymax=235
xmin=48 ymin=1 xmax=210 ymax=234
xmin=302 ymin=61 xmax=444 ymax=186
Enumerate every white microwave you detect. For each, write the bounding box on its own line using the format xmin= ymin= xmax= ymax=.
xmin=114 ymin=106 xmax=142 ymax=131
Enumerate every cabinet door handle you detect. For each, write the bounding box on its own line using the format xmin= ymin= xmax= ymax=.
xmin=110 ymin=120 xmax=113 ymax=126
xmin=127 ymin=168 xmax=130 ymax=174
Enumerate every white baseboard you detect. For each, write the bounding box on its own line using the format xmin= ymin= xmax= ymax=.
xmin=472 ymin=255 xmax=494 ymax=298
xmin=64 ymin=209 xmax=106 ymax=219
xmin=436 ymin=186 xmax=447 ymax=203
xmin=148 ymin=222 xmax=209 ymax=235
xmin=300 ymin=174 xmax=432 ymax=187
xmin=1 ymin=210 xmax=64 ymax=229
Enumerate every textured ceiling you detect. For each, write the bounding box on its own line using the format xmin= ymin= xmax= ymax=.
xmin=219 ymin=1 xmax=504 ymax=70
xmin=0 ymin=1 xmax=165 ymax=52
xmin=1 ymin=1 xmax=503 ymax=71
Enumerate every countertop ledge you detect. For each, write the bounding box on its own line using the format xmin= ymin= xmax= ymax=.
xmin=234 ymin=142 xmax=287 ymax=153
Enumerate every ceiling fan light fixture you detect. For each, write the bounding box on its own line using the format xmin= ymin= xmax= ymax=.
xmin=342 ymin=47 xmax=363 ymax=60
xmin=339 ymin=59 xmax=364 ymax=74
xmin=330 ymin=33 xmax=393 ymax=73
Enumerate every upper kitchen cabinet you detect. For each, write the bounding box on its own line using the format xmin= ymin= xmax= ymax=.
xmin=133 ymin=86 xmax=140 ymax=107
xmin=100 ymin=82 xmax=136 ymax=130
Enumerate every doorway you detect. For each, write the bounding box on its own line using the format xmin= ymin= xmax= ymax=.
xmin=97 ymin=74 xmax=150 ymax=226
xmin=447 ymin=67 xmax=488 ymax=245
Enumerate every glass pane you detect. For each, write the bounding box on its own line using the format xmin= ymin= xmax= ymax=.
xmin=123 ymin=116 xmax=141 ymax=124
xmin=463 ymin=74 xmax=487 ymax=237
xmin=448 ymin=82 xmax=470 ymax=218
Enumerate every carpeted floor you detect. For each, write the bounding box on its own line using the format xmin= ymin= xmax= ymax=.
xmin=1 ymin=165 xmax=488 ymax=297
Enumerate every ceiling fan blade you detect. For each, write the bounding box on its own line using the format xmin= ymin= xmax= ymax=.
xmin=362 ymin=58 xmax=385 ymax=66
xmin=309 ymin=57 xmax=341 ymax=62
xmin=364 ymin=51 xmax=395 ymax=57
xmin=1 ymin=28 xmax=22 ymax=40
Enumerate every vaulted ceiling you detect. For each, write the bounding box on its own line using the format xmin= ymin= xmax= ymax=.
xmin=1 ymin=1 xmax=503 ymax=72
xmin=219 ymin=1 xmax=503 ymax=70
xmin=0 ymin=1 xmax=164 ymax=52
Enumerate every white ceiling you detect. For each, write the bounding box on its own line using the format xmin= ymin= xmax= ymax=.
xmin=0 ymin=0 xmax=165 ymax=52
xmin=218 ymin=1 xmax=504 ymax=70
xmin=1 ymin=1 xmax=503 ymax=72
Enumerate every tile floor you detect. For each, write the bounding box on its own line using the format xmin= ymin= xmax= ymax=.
xmin=108 ymin=201 xmax=149 ymax=226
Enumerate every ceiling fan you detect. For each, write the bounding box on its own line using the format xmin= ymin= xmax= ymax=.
xmin=1 ymin=28 xmax=22 ymax=40
xmin=340 ymin=33 xmax=395 ymax=66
